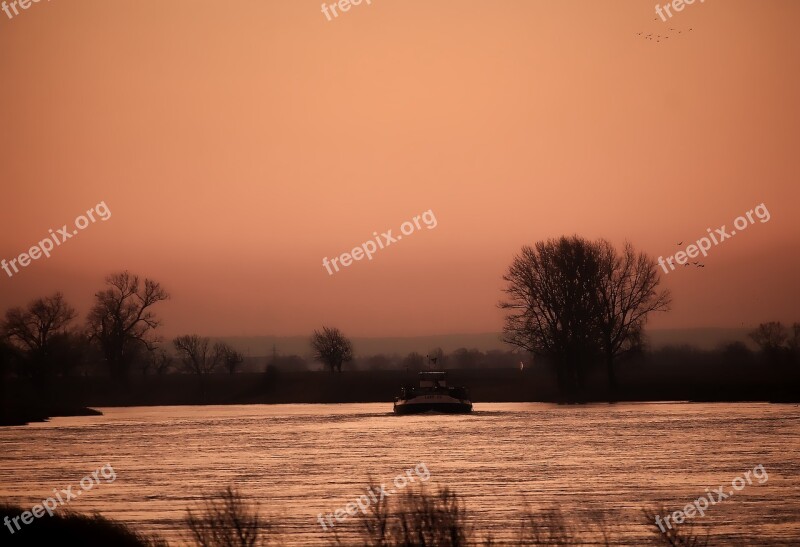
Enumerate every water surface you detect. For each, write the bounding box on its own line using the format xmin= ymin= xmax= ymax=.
xmin=1 ymin=403 xmax=799 ymax=545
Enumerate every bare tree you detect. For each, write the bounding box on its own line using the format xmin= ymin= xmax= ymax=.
xmin=87 ymin=271 xmax=169 ymax=381
xmin=403 ymin=351 xmax=425 ymax=371
xmin=2 ymin=293 xmax=76 ymax=352
xmin=500 ymin=237 xmax=670 ymax=397
xmin=185 ymin=486 xmax=276 ymax=547
xmin=151 ymin=348 xmax=174 ymax=376
xmin=311 ymin=326 xmax=353 ymax=373
xmin=596 ymin=241 xmax=671 ymax=393
xmin=336 ymin=485 xmax=469 ymax=547
xmin=749 ymin=322 xmax=788 ymax=352
xmin=218 ymin=344 xmax=244 ymax=375
xmin=2 ymin=293 xmax=78 ymax=380
xmin=173 ymin=335 xmax=227 ymax=394
xmin=499 ymin=236 xmax=605 ymax=394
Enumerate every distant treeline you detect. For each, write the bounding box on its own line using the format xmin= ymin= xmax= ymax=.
xmin=0 ymin=268 xmax=797 ymax=385
xmin=1 ymin=249 xmax=798 ymax=411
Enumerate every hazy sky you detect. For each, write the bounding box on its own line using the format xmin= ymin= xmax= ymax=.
xmin=1 ymin=0 xmax=798 ymax=338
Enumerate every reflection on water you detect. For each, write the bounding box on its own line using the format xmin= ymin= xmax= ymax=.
xmin=1 ymin=403 xmax=799 ymax=545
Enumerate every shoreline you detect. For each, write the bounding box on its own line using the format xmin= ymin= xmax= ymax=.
xmin=0 ymin=405 xmax=102 ymax=427
xmin=2 ymin=367 xmax=798 ymax=426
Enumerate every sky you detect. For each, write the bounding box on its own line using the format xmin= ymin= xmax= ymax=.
xmin=1 ymin=0 xmax=798 ymax=339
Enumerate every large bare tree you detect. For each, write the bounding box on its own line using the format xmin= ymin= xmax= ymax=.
xmin=500 ymin=236 xmax=605 ymax=393
xmin=500 ymin=236 xmax=670 ymax=396
xmin=87 ymin=271 xmax=169 ymax=381
xmin=311 ymin=326 xmax=353 ymax=373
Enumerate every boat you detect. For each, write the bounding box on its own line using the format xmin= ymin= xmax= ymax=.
xmin=393 ymin=371 xmax=473 ymax=414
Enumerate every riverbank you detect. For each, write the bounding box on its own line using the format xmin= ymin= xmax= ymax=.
xmin=0 ymin=404 xmax=102 ymax=427
xmin=2 ymin=365 xmax=798 ymax=417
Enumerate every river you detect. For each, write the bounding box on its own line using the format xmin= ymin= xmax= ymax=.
xmin=1 ymin=403 xmax=798 ymax=545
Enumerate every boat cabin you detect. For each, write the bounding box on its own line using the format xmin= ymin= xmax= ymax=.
xmin=419 ymin=371 xmax=447 ymax=389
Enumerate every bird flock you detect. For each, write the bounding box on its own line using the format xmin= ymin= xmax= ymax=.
xmin=637 ymin=26 xmax=693 ymax=43
xmin=676 ymin=242 xmax=705 ymax=268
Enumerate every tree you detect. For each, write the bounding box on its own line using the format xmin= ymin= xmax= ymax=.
xmin=402 ymin=351 xmax=425 ymax=371
xmin=500 ymin=236 xmax=605 ymax=394
xmin=151 ymin=348 xmax=174 ymax=376
xmin=450 ymin=348 xmax=483 ymax=369
xmin=596 ymin=241 xmax=670 ymax=392
xmin=219 ymin=344 xmax=244 ymax=375
xmin=173 ymin=335 xmax=228 ymax=391
xmin=185 ymin=486 xmax=276 ymax=547
xmin=310 ymin=327 xmax=353 ymax=373
xmin=500 ymin=236 xmax=669 ymax=397
xmin=749 ymin=322 xmax=788 ymax=353
xmin=1 ymin=293 xmax=78 ymax=381
xmin=87 ymin=271 xmax=169 ymax=381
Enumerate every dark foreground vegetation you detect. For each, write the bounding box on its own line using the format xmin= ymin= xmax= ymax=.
xmin=0 ymin=503 xmax=166 ymax=547
xmin=2 ymin=485 xmax=712 ymax=546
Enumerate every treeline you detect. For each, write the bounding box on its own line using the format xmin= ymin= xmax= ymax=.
xmin=262 ymin=347 xmax=526 ymax=372
xmin=0 ymin=271 xmax=170 ymax=385
xmin=1 ymin=254 xmax=797 ymax=402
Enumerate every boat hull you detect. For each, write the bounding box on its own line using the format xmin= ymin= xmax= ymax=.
xmin=393 ymin=397 xmax=473 ymax=415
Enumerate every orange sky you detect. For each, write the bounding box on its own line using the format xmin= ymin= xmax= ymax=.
xmin=1 ymin=0 xmax=798 ymax=338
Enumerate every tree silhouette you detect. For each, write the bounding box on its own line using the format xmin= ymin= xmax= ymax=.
xmin=1 ymin=293 xmax=78 ymax=382
xmin=500 ymin=236 xmax=605 ymax=394
xmin=310 ymin=326 xmax=353 ymax=373
xmin=403 ymin=351 xmax=425 ymax=371
xmin=87 ymin=271 xmax=169 ymax=381
xmin=172 ymin=335 xmax=235 ymax=393
xmin=500 ymin=236 xmax=669 ymax=397
xmin=221 ymin=345 xmax=244 ymax=375
xmin=749 ymin=321 xmax=788 ymax=352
